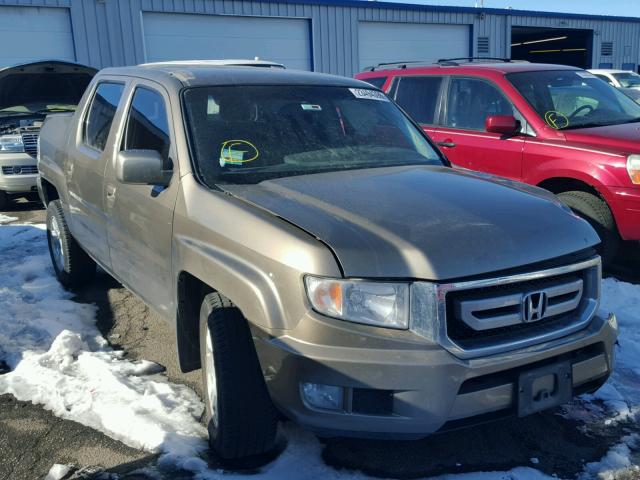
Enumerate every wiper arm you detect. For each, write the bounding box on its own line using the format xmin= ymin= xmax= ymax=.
xmin=35 ymin=108 xmax=75 ymax=114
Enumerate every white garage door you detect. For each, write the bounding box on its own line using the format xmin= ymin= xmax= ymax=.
xmin=358 ymin=22 xmax=470 ymax=70
xmin=0 ymin=6 xmax=75 ymax=67
xmin=143 ymin=13 xmax=311 ymax=71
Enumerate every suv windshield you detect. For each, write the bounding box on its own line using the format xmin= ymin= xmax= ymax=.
xmin=182 ymin=85 xmax=442 ymax=185
xmin=613 ymin=72 xmax=640 ymax=88
xmin=507 ymin=70 xmax=640 ymax=130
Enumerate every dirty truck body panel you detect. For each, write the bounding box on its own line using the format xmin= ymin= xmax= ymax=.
xmin=38 ymin=62 xmax=617 ymax=440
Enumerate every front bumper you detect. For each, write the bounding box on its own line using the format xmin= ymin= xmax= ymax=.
xmin=255 ymin=311 xmax=617 ymax=439
xmin=609 ymin=186 xmax=640 ymax=240
xmin=0 ymin=153 xmax=38 ymax=193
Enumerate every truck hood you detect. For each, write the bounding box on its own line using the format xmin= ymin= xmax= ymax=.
xmin=562 ymin=122 xmax=640 ymax=154
xmin=222 ymin=165 xmax=599 ymax=280
xmin=0 ymin=60 xmax=97 ymax=113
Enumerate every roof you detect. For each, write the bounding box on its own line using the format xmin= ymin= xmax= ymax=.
xmin=139 ymin=59 xmax=285 ymax=69
xmin=359 ymin=61 xmax=580 ymax=76
xmin=100 ymin=61 xmax=368 ymax=88
xmin=0 ymin=60 xmax=97 ymax=75
xmin=277 ymin=0 xmax=640 ymax=24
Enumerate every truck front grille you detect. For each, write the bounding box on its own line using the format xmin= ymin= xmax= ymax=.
xmin=410 ymin=257 xmax=601 ymax=359
xmin=21 ymin=133 xmax=39 ymax=158
xmin=1 ymin=165 xmax=38 ymax=175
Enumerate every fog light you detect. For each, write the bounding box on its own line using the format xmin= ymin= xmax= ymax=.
xmin=301 ymin=383 xmax=344 ymax=411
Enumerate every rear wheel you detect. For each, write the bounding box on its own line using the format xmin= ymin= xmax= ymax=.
xmin=46 ymin=200 xmax=96 ymax=288
xmin=199 ymin=292 xmax=278 ymax=461
xmin=557 ymin=191 xmax=619 ymax=266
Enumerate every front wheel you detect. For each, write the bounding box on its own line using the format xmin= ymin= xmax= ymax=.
xmin=46 ymin=200 xmax=96 ymax=288
xmin=557 ymin=191 xmax=620 ymax=267
xmin=199 ymin=292 xmax=278 ymax=461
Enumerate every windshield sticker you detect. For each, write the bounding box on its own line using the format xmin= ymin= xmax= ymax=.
xmin=349 ymin=88 xmax=389 ymax=102
xmin=544 ymin=111 xmax=569 ymax=130
xmin=219 ymin=140 xmax=259 ymax=167
xmin=576 ymin=71 xmax=596 ymax=78
xmin=301 ymin=103 xmax=322 ymax=111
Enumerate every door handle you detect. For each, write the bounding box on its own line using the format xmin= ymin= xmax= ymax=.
xmin=437 ymin=140 xmax=456 ymax=148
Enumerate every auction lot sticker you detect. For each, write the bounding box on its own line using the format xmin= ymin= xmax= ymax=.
xmin=349 ymin=88 xmax=389 ymax=101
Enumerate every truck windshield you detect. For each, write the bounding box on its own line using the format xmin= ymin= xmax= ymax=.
xmin=613 ymin=72 xmax=640 ymax=88
xmin=507 ymin=70 xmax=640 ymax=130
xmin=182 ymin=85 xmax=442 ymax=185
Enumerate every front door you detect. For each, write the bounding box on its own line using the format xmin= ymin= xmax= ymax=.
xmin=104 ymin=82 xmax=179 ymax=319
xmin=429 ymin=77 xmax=525 ymax=180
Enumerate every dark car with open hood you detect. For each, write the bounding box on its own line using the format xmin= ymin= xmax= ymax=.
xmin=38 ymin=60 xmax=617 ymax=463
xmin=0 ymin=60 xmax=96 ymax=209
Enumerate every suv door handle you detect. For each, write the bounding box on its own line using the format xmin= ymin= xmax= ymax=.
xmin=437 ymin=141 xmax=456 ymax=148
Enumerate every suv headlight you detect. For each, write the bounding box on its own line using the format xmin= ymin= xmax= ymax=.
xmin=628 ymin=154 xmax=640 ymax=185
xmin=304 ymin=276 xmax=409 ymax=329
xmin=0 ymin=134 xmax=24 ymax=153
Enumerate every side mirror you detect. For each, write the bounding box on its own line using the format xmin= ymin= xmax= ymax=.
xmin=116 ymin=150 xmax=171 ymax=186
xmin=485 ymin=115 xmax=520 ymax=135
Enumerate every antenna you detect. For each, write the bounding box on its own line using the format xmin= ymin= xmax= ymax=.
xmin=475 ymin=0 xmax=485 ymax=7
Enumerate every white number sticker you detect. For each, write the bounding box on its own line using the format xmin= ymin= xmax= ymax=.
xmin=349 ymin=88 xmax=389 ymax=102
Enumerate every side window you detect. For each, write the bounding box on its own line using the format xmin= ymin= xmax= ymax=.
xmin=446 ymin=78 xmax=514 ymax=131
xmin=122 ymin=87 xmax=171 ymax=164
xmin=594 ymin=73 xmax=614 ymax=86
xmin=84 ymin=83 xmax=125 ymax=151
xmin=362 ymin=77 xmax=387 ymax=89
xmin=394 ymin=76 xmax=443 ymax=125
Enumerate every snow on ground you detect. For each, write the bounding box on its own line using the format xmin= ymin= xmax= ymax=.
xmin=0 ymin=213 xmax=18 ymax=224
xmin=0 ymin=222 xmax=638 ymax=479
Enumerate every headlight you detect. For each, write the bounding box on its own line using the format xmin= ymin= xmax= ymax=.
xmin=0 ymin=134 xmax=24 ymax=153
xmin=304 ymin=276 xmax=409 ymax=329
xmin=628 ymin=154 xmax=640 ymax=185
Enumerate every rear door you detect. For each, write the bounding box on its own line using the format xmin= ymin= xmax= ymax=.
xmin=104 ymin=81 xmax=179 ymax=318
xmin=430 ymin=76 xmax=525 ymax=179
xmin=392 ymin=75 xmax=445 ymax=139
xmin=67 ymin=80 xmax=126 ymax=267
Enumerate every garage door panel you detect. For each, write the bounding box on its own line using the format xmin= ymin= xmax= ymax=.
xmin=0 ymin=6 xmax=75 ymax=67
xmin=358 ymin=22 xmax=470 ymax=70
xmin=143 ymin=13 xmax=311 ymax=71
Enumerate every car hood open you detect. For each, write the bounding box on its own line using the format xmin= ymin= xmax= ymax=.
xmin=222 ymin=165 xmax=599 ymax=280
xmin=0 ymin=60 xmax=97 ymax=112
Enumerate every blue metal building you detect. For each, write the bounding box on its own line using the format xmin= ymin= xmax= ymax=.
xmin=0 ymin=0 xmax=638 ymax=75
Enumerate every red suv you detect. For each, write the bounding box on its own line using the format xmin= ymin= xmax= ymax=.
xmin=356 ymin=59 xmax=640 ymax=264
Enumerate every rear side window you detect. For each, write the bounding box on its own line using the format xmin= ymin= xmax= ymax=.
xmin=446 ymin=78 xmax=514 ymax=131
xmin=394 ymin=76 xmax=443 ymax=125
xmin=84 ymin=82 xmax=125 ymax=152
xmin=122 ymin=87 xmax=171 ymax=163
xmin=361 ymin=77 xmax=387 ymax=89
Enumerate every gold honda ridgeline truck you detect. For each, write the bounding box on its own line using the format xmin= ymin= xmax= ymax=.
xmin=37 ymin=60 xmax=617 ymax=461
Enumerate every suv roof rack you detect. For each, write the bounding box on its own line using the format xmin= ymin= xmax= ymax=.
xmin=436 ymin=57 xmax=529 ymax=66
xmin=364 ymin=57 xmax=528 ymax=71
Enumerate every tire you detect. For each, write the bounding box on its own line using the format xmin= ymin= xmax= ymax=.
xmin=46 ymin=200 xmax=96 ymax=288
xmin=199 ymin=292 xmax=278 ymax=460
xmin=557 ymin=191 xmax=620 ymax=266
xmin=0 ymin=190 xmax=8 ymax=210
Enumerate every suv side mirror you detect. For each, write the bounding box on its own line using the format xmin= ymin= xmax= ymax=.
xmin=116 ymin=150 xmax=171 ymax=186
xmin=485 ymin=115 xmax=520 ymax=135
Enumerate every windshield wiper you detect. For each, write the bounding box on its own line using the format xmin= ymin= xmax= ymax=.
xmin=34 ymin=108 xmax=75 ymax=114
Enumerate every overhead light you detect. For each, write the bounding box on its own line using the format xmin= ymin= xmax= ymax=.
xmin=529 ymin=48 xmax=587 ymax=54
xmin=522 ymin=36 xmax=568 ymax=45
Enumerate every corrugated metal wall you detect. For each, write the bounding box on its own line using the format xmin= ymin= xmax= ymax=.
xmin=1 ymin=0 xmax=639 ymax=75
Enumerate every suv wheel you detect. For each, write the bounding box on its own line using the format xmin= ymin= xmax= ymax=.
xmin=46 ymin=200 xmax=96 ymax=287
xmin=199 ymin=292 xmax=278 ymax=461
xmin=557 ymin=191 xmax=619 ymax=266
